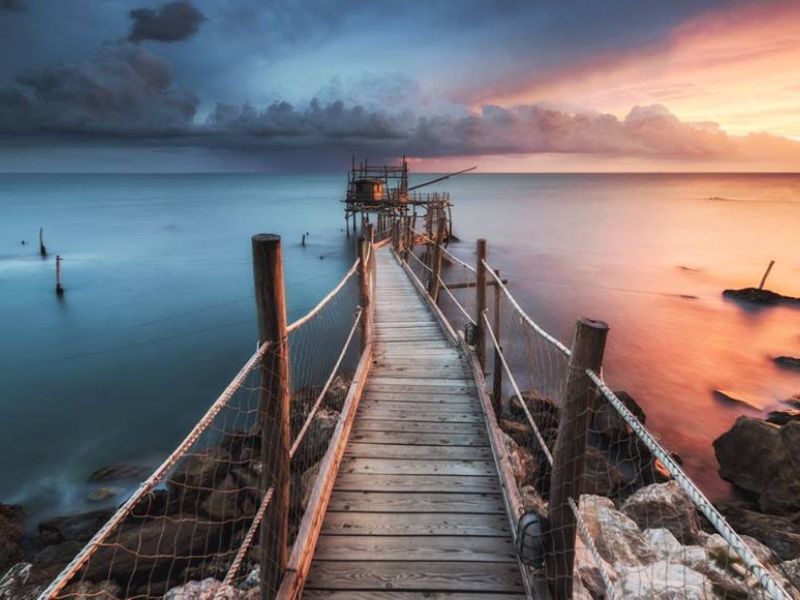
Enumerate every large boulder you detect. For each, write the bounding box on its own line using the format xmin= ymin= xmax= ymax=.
xmin=592 ymin=391 xmax=646 ymax=440
xmin=519 ymin=485 xmax=548 ymax=516
xmin=38 ymin=508 xmax=115 ymax=547
xmin=324 ymin=373 xmax=352 ymax=412
xmin=509 ymin=391 xmax=559 ymax=432
xmin=32 ymin=541 xmax=84 ymax=580
xmin=578 ymin=495 xmax=656 ymax=566
xmin=713 ymin=417 xmax=800 ymax=514
xmin=168 ymin=447 xmax=233 ymax=499
xmin=0 ymin=563 xmax=45 ymax=600
xmin=499 ymin=418 xmax=533 ymax=447
xmin=0 ymin=504 xmax=25 ymax=575
xmin=583 ymin=447 xmax=625 ymax=497
xmin=201 ymin=474 xmax=256 ymax=523
xmin=615 ymin=560 xmax=714 ymax=599
xmin=716 ymin=503 xmax=800 ymax=560
xmin=299 ymin=407 xmax=339 ymax=465
xmin=622 ymin=481 xmax=700 ymax=544
xmin=83 ymin=516 xmax=223 ymax=585
xmin=60 ymin=581 xmax=123 ymax=600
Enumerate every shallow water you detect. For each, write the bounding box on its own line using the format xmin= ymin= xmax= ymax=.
xmin=1 ymin=172 xmax=798 ymax=520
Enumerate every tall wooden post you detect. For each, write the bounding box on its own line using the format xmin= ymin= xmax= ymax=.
xmin=251 ymin=234 xmax=291 ymax=600
xmin=428 ymin=217 xmax=446 ymax=302
xmin=491 ymin=268 xmax=502 ymax=412
xmin=55 ymin=255 xmax=64 ymax=296
xmin=365 ymin=223 xmax=375 ymax=245
xmin=39 ymin=227 xmax=47 ymax=258
xmin=358 ymin=237 xmax=372 ymax=351
xmin=546 ymin=318 xmax=609 ymax=600
xmin=403 ymin=216 xmax=412 ymax=262
xmin=475 ymin=239 xmax=487 ymax=371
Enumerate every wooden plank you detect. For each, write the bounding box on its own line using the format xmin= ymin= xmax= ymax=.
xmin=344 ymin=443 xmax=493 ymax=460
xmin=339 ymin=457 xmax=496 ymax=477
xmin=359 ymin=400 xmax=478 ymax=413
xmin=304 ymin=591 xmax=526 ymax=599
xmin=354 ymin=419 xmax=485 ymax=434
xmin=325 ymin=491 xmax=505 ymax=514
xmin=361 ymin=392 xmax=479 ymax=404
xmin=369 ymin=369 xmax=473 ymax=380
xmin=369 ymin=377 xmax=475 ymax=388
xmin=322 ymin=511 xmax=510 ymax=537
xmin=356 ymin=408 xmax=484 ymax=423
xmin=304 ymin=561 xmax=525 ymax=593
xmin=313 ymin=535 xmax=517 ymax=562
xmin=366 ymin=383 xmax=475 ymax=395
xmin=334 ymin=473 xmax=498 ymax=493
xmin=349 ymin=430 xmax=488 ymax=447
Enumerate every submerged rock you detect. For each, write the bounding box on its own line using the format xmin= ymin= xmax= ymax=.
xmin=0 ymin=504 xmax=25 ymax=575
xmin=766 ymin=409 xmax=800 ymax=426
xmin=775 ymin=356 xmax=800 ymax=370
xmin=324 ymin=373 xmax=352 ymax=412
xmin=38 ymin=508 xmax=115 ymax=547
xmin=722 ymin=287 xmax=800 ymax=306
xmin=88 ymin=463 xmax=150 ymax=483
xmin=86 ymin=487 xmax=120 ymax=503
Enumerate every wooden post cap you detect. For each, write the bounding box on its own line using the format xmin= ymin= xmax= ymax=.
xmin=252 ymin=233 xmax=281 ymax=245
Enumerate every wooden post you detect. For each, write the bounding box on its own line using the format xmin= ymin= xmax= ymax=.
xmin=365 ymin=223 xmax=375 ymax=245
xmin=491 ymin=268 xmax=502 ymax=413
xmin=428 ymin=217 xmax=446 ymax=302
xmin=759 ymin=259 xmax=775 ymax=290
xmin=39 ymin=227 xmax=47 ymax=258
xmin=475 ymin=239 xmax=487 ymax=371
xmin=55 ymin=255 xmax=64 ymax=296
xmin=403 ymin=216 xmax=412 ymax=262
xmin=251 ymin=234 xmax=291 ymax=600
xmin=358 ymin=237 xmax=372 ymax=350
xmin=546 ymin=318 xmax=609 ymax=600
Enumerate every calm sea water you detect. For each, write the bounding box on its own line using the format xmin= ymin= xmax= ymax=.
xmin=1 ymin=173 xmax=799 ymax=520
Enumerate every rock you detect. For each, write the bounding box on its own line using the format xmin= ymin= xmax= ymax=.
xmin=785 ymin=394 xmax=800 ymax=409
xmin=776 ymin=356 xmax=800 ymax=370
xmin=87 ymin=487 xmax=120 ymax=502
xmin=622 ymin=481 xmax=700 ymax=544
xmin=717 ymin=502 xmax=800 ymax=560
xmin=0 ymin=504 xmax=25 ymax=575
xmin=576 ymin=557 xmax=616 ymax=598
xmin=324 ymin=373 xmax=351 ymax=412
xmin=767 ymin=410 xmax=800 ymax=425
xmin=299 ymin=462 xmax=321 ymax=512
xmin=615 ymin=560 xmax=714 ymax=599
xmin=83 ymin=516 xmax=223 ymax=584
xmin=0 ymin=563 xmax=45 ymax=600
xmin=519 ymin=485 xmax=548 ymax=516
xmin=712 ymin=389 xmax=761 ymax=410
xmin=88 ymin=463 xmax=150 ymax=483
xmin=164 ymin=578 xmax=241 ymax=599
xmin=578 ymin=494 xmax=656 ymax=566
xmin=713 ymin=416 xmax=800 ymax=514
xmin=32 ymin=541 xmax=83 ymax=579
xmin=502 ymin=433 xmax=537 ymax=486
xmin=509 ymin=390 xmax=559 ymax=432
xmin=201 ymin=474 xmax=255 ymax=523
xmin=583 ymin=447 xmax=625 ymax=497
xmin=499 ymin=418 xmax=532 ymax=447
xmin=301 ymin=407 xmax=339 ymax=465
xmin=779 ymin=557 xmax=800 ymax=590
xmin=60 ymin=580 xmax=122 ymax=599
xmin=38 ymin=508 xmax=115 ymax=547
xmin=723 ymin=287 xmax=800 ymax=306
xmin=168 ymin=447 xmax=233 ymax=496
xmin=643 ymin=528 xmax=683 ymax=557
xmin=592 ymin=390 xmax=646 ymax=439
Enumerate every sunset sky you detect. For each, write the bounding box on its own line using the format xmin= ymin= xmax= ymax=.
xmin=1 ymin=0 xmax=799 ymax=172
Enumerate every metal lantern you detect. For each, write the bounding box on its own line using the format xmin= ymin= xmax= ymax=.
xmin=464 ymin=322 xmax=477 ymax=346
xmin=516 ymin=510 xmax=549 ymax=569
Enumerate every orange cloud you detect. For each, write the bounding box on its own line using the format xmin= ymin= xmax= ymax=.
xmin=482 ymin=0 xmax=800 ymax=141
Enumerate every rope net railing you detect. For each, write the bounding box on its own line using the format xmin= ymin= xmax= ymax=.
xmin=39 ymin=249 xmax=366 ymax=600
xmin=392 ymin=225 xmax=798 ymax=599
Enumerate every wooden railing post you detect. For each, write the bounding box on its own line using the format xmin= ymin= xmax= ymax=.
xmin=403 ymin=216 xmax=412 ymax=262
xmin=475 ymin=239 xmax=487 ymax=371
xmin=428 ymin=217 xmax=446 ymax=302
xmin=251 ymin=234 xmax=291 ymax=600
xmin=358 ymin=237 xmax=372 ymax=350
xmin=365 ymin=223 xmax=375 ymax=245
xmin=491 ymin=268 xmax=501 ymax=413
xmin=546 ymin=318 xmax=609 ymax=600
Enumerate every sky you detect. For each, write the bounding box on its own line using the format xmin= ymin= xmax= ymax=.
xmin=0 ymin=0 xmax=799 ymax=172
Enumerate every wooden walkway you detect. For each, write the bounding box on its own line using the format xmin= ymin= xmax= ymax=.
xmin=304 ymin=247 xmax=526 ymax=598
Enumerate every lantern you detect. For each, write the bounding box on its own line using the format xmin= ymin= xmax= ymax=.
xmin=464 ymin=322 xmax=477 ymax=346
xmin=516 ymin=510 xmax=549 ymax=569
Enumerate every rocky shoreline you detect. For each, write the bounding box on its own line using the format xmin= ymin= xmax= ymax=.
xmin=0 ymin=374 xmax=352 ymax=600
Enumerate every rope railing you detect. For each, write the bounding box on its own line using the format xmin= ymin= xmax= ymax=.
xmin=392 ymin=224 xmax=797 ymax=599
xmin=39 ymin=234 xmax=372 ymax=600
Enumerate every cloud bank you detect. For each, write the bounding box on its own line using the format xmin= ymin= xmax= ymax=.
xmin=129 ymin=1 xmax=205 ymax=43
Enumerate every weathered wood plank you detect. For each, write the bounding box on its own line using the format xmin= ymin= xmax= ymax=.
xmin=339 ymin=457 xmax=495 ymax=477
xmin=349 ymin=430 xmax=488 ymax=447
xmin=344 ymin=443 xmax=493 ymax=460
xmin=359 ymin=400 xmax=478 ymax=413
xmin=313 ymin=535 xmax=517 ymax=562
xmin=325 ymin=491 xmax=504 ymax=513
xmin=366 ymin=384 xmax=476 ymax=395
xmin=361 ymin=392 xmax=478 ymax=404
xmin=369 ymin=376 xmax=475 ymax=387
xmin=355 ymin=409 xmax=485 ymax=423
xmin=334 ymin=473 xmax=499 ymax=493
xmin=321 ymin=512 xmax=511 ymax=536
xmin=354 ymin=419 xmax=485 ymax=434
xmin=304 ymin=561 xmax=525 ymax=593
xmin=304 ymin=591 xmax=526 ymax=599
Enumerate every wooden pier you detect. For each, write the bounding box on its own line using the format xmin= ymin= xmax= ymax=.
xmin=302 ymin=247 xmax=526 ymax=597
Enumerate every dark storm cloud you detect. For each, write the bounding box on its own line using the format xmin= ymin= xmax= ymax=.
xmin=129 ymin=1 xmax=205 ymax=43
xmin=0 ymin=43 xmax=197 ymax=135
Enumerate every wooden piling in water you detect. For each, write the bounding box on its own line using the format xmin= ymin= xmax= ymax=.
xmin=546 ymin=318 xmax=609 ymax=600
xmin=39 ymin=227 xmax=47 ymax=258
xmin=55 ymin=255 xmax=64 ymax=296
xmin=475 ymin=239 xmax=487 ymax=372
xmin=251 ymin=234 xmax=291 ymax=600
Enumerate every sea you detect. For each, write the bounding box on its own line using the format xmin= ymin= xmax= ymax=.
xmin=1 ymin=173 xmax=798 ymax=523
